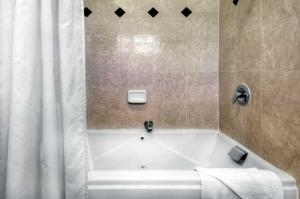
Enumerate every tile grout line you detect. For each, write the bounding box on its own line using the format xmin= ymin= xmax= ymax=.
xmin=185 ymin=19 xmax=189 ymax=127
xmin=233 ymin=2 xmax=241 ymax=141
xmin=217 ymin=0 xmax=220 ymax=132
xmin=260 ymin=0 xmax=264 ymax=156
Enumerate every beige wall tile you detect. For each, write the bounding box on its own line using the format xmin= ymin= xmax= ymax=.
xmin=153 ymin=72 xmax=186 ymax=102
xmin=241 ymin=110 xmax=263 ymax=156
xmin=220 ymin=10 xmax=237 ymax=41
xmin=159 ymin=0 xmax=189 ymax=18
xmin=262 ymin=70 xmax=300 ymax=125
xmin=189 ymin=0 xmax=219 ymax=14
xmin=219 ymin=0 xmax=237 ymax=16
xmin=156 ymin=42 xmax=187 ymax=72
xmin=155 ymin=101 xmax=187 ymax=128
xmin=219 ymin=37 xmax=236 ymax=72
xmin=237 ymin=0 xmax=261 ymax=33
xmin=261 ymin=115 xmax=300 ymax=169
xmin=236 ymin=29 xmax=262 ymax=71
xmin=186 ymin=72 xmax=218 ymax=101
xmin=187 ymin=99 xmax=218 ymax=129
xmin=219 ymin=103 xmax=242 ymax=141
xmin=262 ymin=0 xmax=299 ymax=23
xmin=188 ymin=13 xmax=219 ymax=43
xmin=262 ymin=16 xmax=300 ymax=70
xmin=187 ymin=72 xmax=218 ymax=129
xmin=153 ymin=19 xmax=187 ymax=42
xmin=219 ymin=72 xmax=236 ymax=105
xmin=187 ymin=41 xmax=219 ymax=72
xmin=287 ymin=155 xmax=300 ymax=184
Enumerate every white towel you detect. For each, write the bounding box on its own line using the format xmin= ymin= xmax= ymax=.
xmin=195 ymin=168 xmax=284 ymax=199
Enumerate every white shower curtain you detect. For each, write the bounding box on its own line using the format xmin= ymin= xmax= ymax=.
xmin=0 ymin=0 xmax=87 ymax=199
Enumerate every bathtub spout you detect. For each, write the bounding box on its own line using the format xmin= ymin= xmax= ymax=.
xmin=144 ymin=121 xmax=153 ymax=132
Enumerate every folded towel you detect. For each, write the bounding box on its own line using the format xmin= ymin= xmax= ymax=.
xmin=194 ymin=167 xmax=283 ymax=199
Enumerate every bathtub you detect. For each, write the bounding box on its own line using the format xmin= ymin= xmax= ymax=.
xmin=87 ymin=129 xmax=299 ymax=199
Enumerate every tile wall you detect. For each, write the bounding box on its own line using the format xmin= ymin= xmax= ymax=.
xmin=219 ymin=0 xmax=300 ymax=189
xmin=85 ymin=0 xmax=219 ymax=129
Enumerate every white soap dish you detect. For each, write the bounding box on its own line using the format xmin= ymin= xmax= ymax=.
xmin=128 ymin=90 xmax=146 ymax=104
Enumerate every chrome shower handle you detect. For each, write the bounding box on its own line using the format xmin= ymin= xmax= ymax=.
xmin=232 ymin=84 xmax=251 ymax=106
xmin=232 ymin=91 xmax=243 ymax=104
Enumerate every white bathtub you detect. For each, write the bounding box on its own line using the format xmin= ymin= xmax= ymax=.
xmin=87 ymin=129 xmax=299 ymax=199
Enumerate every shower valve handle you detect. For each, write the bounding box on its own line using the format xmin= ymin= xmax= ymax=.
xmin=232 ymin=84 xmax=251 ymax=106
xmin=232 ymin=91 xmax=243 ymax=104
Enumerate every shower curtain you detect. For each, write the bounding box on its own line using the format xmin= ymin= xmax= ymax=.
xmin=0 ymin=0 xmax=87 ymax=199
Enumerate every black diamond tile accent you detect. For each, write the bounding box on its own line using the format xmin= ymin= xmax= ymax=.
xmin=84 ymin=7 xmax=92 ymax=17
xmin=233 ymin=0 xmax=239 ymax=6
xmin=115 ymin=7 xmax=126 ymax=17
xmin=181 ymin=7 xmax=192 ymax=17
xmin=148 ymin=7 xmax=159 ymax=18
